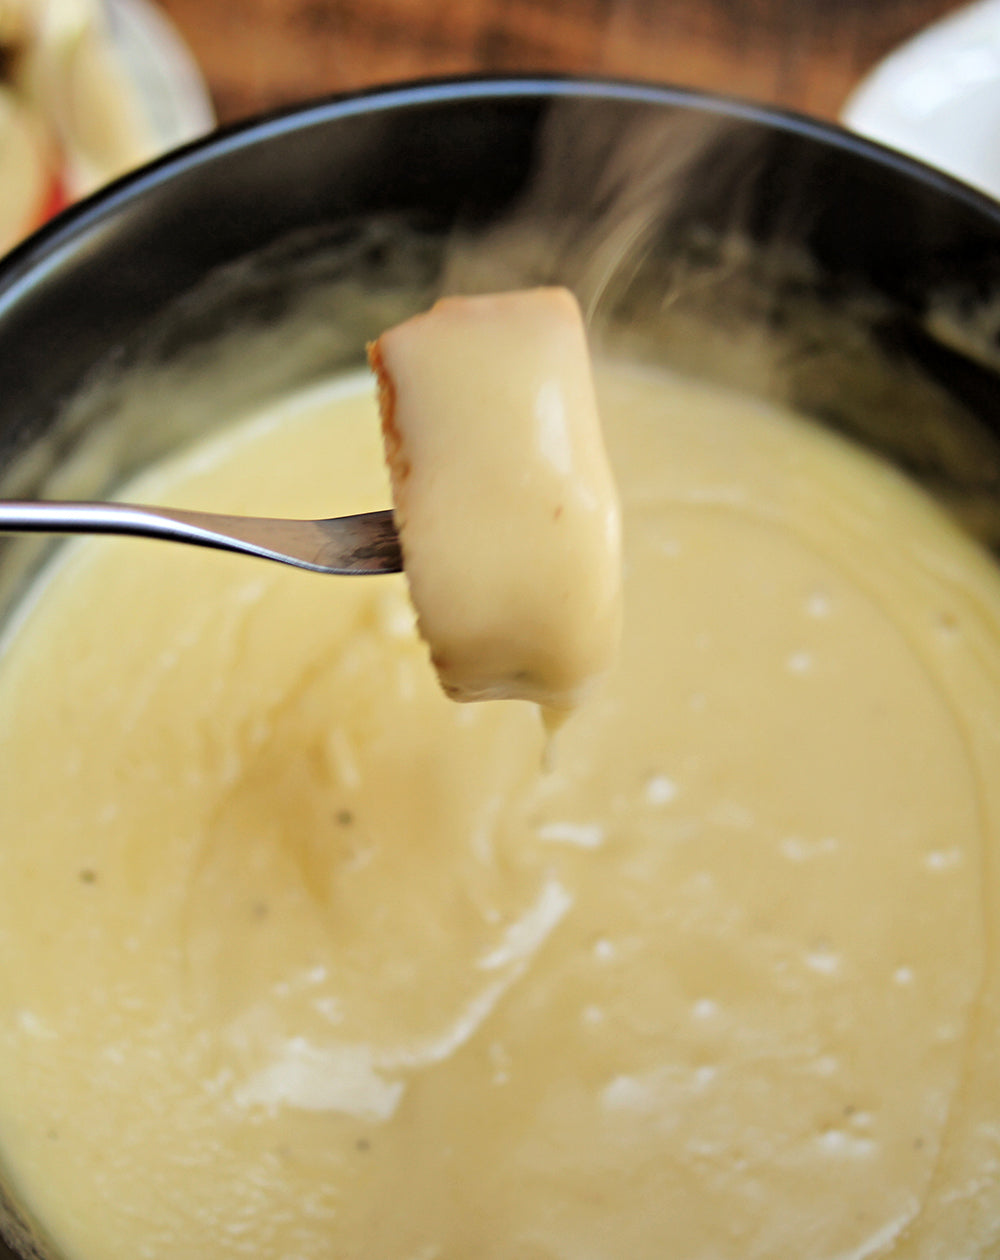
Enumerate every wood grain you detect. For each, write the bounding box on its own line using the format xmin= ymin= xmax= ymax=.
xmin=156 ymin=0 xmax=972 ymax=125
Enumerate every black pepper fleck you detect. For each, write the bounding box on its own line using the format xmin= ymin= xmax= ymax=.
xmin=79 ymin=869 xmax=98 ymax=884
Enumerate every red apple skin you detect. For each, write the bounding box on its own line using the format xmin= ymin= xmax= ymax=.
xmin=33 ymin=166 xmax=68 ymax=228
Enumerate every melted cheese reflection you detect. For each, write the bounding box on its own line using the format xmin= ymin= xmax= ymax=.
xmin=0 ymin=364 xmax=999 ymax=1259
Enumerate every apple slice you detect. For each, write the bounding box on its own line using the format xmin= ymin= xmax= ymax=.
xmin=0 ymin=86 xmax=58 ymax=253
xmin=17 ymin=0 xmax=156 ymax=197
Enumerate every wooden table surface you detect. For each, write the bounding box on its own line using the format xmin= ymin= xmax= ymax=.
xmin=157 ymin=0 xmax=973 ymax=127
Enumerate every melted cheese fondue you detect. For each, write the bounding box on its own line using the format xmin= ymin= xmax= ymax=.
xmin=1 ymin=361 xmax=1000 ymax=1259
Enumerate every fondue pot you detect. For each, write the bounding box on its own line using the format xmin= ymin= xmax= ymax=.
xmin=2 ymin=77 xmax=1000 ymax=1259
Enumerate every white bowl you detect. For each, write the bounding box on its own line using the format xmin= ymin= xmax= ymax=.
xmin=843 ymin=0 xmax=1000 ymax=200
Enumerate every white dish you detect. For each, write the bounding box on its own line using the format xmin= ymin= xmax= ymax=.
xmin=105 ymin=0 xmax=214 ymax=152
xmin=0 ymin=0 xmax=212 ymax=251
xmin=842 ymin=0 xmax=1000 ymax=201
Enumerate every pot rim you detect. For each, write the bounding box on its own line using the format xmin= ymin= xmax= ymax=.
xmin=2 ymin=72 xmax=1000 ymax=316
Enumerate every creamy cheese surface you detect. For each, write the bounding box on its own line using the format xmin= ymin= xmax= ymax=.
xmin=369 ymin=288 xmax=622 ymax=715
xmin=1 ymin=363 xmax=1000 ymax=1258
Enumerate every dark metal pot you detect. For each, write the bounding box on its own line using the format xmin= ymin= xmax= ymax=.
xmin=3 ymin=76 xmax=1000 ymax=1258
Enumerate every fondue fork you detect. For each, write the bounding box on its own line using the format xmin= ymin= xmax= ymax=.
xmin=0 ymin=501 xmax=402 ymax=575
